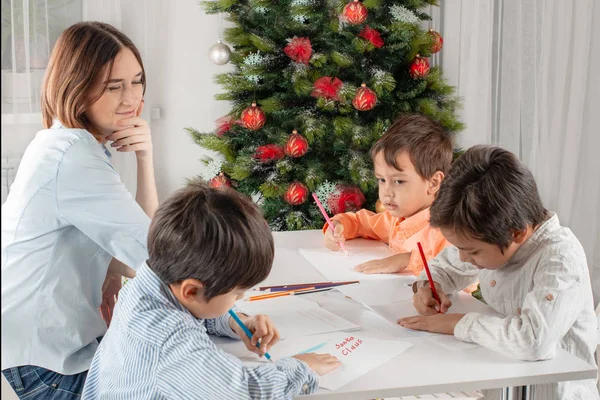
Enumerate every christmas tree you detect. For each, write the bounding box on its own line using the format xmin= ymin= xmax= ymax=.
xmin=188 ymin=0 xmax=463 ymax=231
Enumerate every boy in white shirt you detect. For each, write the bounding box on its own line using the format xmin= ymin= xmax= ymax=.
xmin=400 ymin=145 xmax=598 ymax=399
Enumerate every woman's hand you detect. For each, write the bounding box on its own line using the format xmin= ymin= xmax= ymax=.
xmin=107 ymin=100 xmax=152 ymax=160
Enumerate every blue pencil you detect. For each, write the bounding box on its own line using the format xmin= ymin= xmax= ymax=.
xmin=228 ymin=309 xmax=273 ymax=362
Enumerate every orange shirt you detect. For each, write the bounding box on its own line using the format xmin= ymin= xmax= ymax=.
xmin=324 ymin=208 xmax=451 ymax=275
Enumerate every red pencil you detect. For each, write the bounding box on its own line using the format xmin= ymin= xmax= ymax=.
xmin=417 ymin=242 xmax=442 ymax=313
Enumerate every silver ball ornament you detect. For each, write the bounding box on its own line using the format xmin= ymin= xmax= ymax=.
xmin=209 ymin=40 xmax=231 ymax=65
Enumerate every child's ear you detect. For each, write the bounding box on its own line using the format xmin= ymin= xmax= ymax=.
xmin=427 ymin=171 xmax=445 ymax=195
xmin=180 ymin=279 xmax=205 ymax=302
xmin=511 ymin=228 xmax=529 ymax=244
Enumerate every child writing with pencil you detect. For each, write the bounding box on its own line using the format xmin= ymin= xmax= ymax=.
xmin=82 ymin=182 xmax=340 ymax=399
xmin=400 ymin=146 xmax=599 ymax=399
xmin=324 ymin=114 xmax=453 ymax=275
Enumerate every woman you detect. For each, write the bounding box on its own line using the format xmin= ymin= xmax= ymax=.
xmin=1 ymin=22 xmax=158 ymax=398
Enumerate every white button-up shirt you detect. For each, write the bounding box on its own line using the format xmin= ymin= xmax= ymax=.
xmin=1 ymin=122 xmax=150 ymax=375
xmin=422 ymin=213 xmax=599 ymax=400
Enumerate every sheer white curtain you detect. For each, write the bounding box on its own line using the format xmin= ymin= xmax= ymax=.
xmin=440 ymin=0 xmax=600 ymax=303
xmin=1 ymin=0 xmax=81 ymax=115
xmin=1 ymin=0 xmax=81 ymax=202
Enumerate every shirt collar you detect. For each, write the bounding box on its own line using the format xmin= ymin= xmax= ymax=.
xmin=136 ymin=262 xmax=190 ymax=314
xmin=507 ymin=212 xmax=559 ymax=265
xmin=51 ymin=119 xmax=63 ymax=129
xmin=50 ymin=119 xmax=112 ymax=159
xmin=397 ymin=207 xmax=431 ymax=232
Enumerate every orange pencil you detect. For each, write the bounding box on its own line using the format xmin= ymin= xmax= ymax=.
xmin=247 ymin=287 xmax=315 ymax=302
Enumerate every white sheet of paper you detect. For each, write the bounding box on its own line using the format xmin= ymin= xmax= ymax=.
xmin=314 ymin=333 xmax=413 ymax=390
xmin=235 ymin=296 xmax=360 ymax=339
xmin=369 ymin=300 xmax=437 ymax=337
xmin=236 ymin=296 xmax=317 ymax=314
xmin=337 ymin=278 xmax=416 ymax=306
xmin=267 ymin=332 xmax=413 ymax=390
xmin=298 ymin=240 xmax=404 ymax=281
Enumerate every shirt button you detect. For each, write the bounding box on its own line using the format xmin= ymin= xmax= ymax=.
xmin=302 ymin=384 xmax=309 ymax=392
xmin=51 ymin=383 xmax=58 ymax=389
xmin=516 ymin=308 xmax=522 ymax=316
xmin=490 ymin=280 xmax=496 ymax=287
xmin=546 ymin=293 xmax=554 ymax=301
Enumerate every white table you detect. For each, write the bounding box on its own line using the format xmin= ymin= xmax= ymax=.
xmin=225 ymin=230 xmax=598 ymax=399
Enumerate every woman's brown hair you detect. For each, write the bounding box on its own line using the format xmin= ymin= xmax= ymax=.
xmin=41 ymin=22 xmax=146 ymax=138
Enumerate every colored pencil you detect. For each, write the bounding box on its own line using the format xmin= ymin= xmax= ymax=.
xmin=257 ymin=281 xmax=333 ymax=291
xmin=261 ymin=280 xmax=359 ymax=293
xmin=293 ymin=287 xmax=334 ymax=296
xmin=228 ymin=309 xmax=273 ymax=362
xmin=247 ymin=287 xmax=316 ymax=301
xmin=312 ymin=193 xmax=349 ymax=256
xmin=417 ymin=241 xmax=442 ymax=314
xmin=248 ymin=287 xmax=334 ymax=302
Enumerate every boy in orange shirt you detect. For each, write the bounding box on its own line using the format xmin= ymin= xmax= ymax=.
xmin=324 ymin=114 xmax=453 ymax=275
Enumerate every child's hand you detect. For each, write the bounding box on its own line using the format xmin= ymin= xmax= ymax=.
xmin=354 ymin=252 xmax=410 ymax=274
xmin=413 ymin=282 xmax=452 ymax=315
xmin=293 ymin=353 xmax=341 ymax=376
xmin=324 ymin=221 xmax=345 ymax=252
xmin=397 ymin=313 xmax=465 ymax=335
xmin=231 ymin=314 xmax=280 ymax=356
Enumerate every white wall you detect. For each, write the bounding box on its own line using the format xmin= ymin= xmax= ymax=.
xmin=138 ymin=0 xmax=232 ymax=201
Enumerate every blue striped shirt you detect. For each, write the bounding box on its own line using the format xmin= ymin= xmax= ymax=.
xmin=82 ymin=262 xmax=319 ymax=399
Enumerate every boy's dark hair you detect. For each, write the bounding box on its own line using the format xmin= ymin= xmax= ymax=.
xmin=370 ymin=114 xmax=453 ymax=179
xmin=430 ymin=145 xmax=548 ymax=249
xmin=147 ymin=181 xmax=274 ymax=300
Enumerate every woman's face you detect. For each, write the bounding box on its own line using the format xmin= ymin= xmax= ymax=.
xmin=86 ymin=48 xmax=144 ymax=139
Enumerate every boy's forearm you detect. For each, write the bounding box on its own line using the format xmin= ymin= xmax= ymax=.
xmin=135 ymin=155 xmax=159 ymax=218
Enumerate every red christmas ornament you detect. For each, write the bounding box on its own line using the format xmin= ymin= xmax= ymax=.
xmin=215 ymin=115 xmax=235 ymax=137
xmin=240 ymin=102 xmax=266 ymax=131
xmin=342 ymin=0 xmax=368 ymax=25
xmin=284 ymin=37 xmax=312 ymax=65
xmin=428 ymin=29 xmax=444 ymax=54
xmin=285 ymin=130 xmax=309 ymax=158
xmin=352 ymin=83 xmax=377 ymax=111
xmin=210 ymin=173 xmax=232 ymax=188
xmin=409 ymin=55 xmax=430 ymax=79
xmin=284 ymin=182 xmax=309 ymax=206
xmin=255 ymin=144 xmax=285 ymax=163
xmin=327 ymin=185 xmax=366 ymax=214
xmin=311 ymin=76 xmax=344 ymax=101
xmin=358 ymin=26 xmax=384 ymax=48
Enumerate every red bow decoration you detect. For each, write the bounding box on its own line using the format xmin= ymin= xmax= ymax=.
xmin=328 ymin=185 xmax=366 ymax=214
xmin=215 ymin=115 xmax=236 ymax=137
xmin=255 ymin=144 xmax=285 ymax=163
xmin=284 ymin=37 xmax=312 ymax=65
xmin=311 ymin=77 xmax=344 ymax=101
xmin=358 ymin=26 xmax=384 ymax=48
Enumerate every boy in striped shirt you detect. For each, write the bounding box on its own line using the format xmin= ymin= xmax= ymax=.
xmin=83 ymin=182 xmax=340 ymax=399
